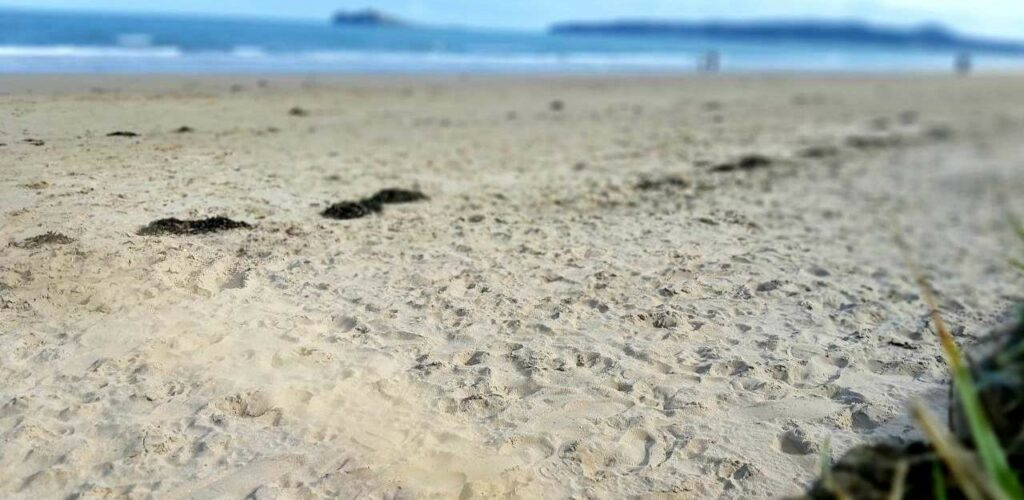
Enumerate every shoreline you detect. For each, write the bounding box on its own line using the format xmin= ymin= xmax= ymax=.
xmin=1 ymin=71 xmax=1022 ymax=97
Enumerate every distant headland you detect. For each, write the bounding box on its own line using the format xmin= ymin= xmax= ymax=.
xmin=331 ymin=9 xmax=406 ymax=27
xmin=549 ymin=19 xmax=1024 ymax=54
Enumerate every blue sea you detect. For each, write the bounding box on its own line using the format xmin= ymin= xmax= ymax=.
xmin=1 ymin=9 xmax=1023 ymax=74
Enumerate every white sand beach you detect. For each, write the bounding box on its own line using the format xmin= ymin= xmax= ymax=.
xmin=2 ymin=74 xmax=1023 ymax=498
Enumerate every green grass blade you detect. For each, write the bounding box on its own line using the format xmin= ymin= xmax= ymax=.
xmin=1010 ymin=213 xmax=1024 ymax=242
xmin=820 ymin=438 xmax=831 ymax=478
xmin=1007 ymin=212 xmax=1024 ymax=272
xmin=932 ymin=461 xmax=948 ymax=500
xmin=889 ymin=461 xmax=909 ymax=500
xmin=950 ymin=360 xmax=1024 ymax=499
xmin=913 ymin=403 xmax=990 ymax=500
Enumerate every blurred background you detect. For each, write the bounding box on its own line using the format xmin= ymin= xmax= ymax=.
xmin=0 ymin=0 xmax=1022 ymax=73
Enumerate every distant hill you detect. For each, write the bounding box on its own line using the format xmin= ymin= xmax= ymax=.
xmin=549 ymin=20 xmax=1024 ymax=54
xmin=332 ymin=9 xmax=405 ymax=27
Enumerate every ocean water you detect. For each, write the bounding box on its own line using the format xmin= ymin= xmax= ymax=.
xmin=1 ymin=9 xmax=1022 ymax=74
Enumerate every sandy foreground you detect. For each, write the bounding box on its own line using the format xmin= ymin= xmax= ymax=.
xmin=1 ymin=74 xmax=1024 ymax=498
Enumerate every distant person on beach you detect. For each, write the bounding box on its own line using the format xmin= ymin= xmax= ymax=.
xmin=699 ymin=50 xmax=721 ymax=72
xmin=955 ymin=52 xmax=972 ymax=75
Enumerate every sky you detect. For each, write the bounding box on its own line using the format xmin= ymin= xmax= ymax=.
xmin=2 ymin=0 xmax=1023 ymax=38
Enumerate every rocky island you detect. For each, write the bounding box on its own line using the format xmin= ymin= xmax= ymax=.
xmin=550 ymin=19 xmax=1024 ymax=53
xmin=331 ymin=8 xmax=405 ymax=27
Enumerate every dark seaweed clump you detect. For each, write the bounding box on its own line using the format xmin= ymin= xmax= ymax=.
xmin=138 ymin=217 xmax=252 ymax=236
xmin=107 ymin=131 xmax=139 ymax=137
xmin=798 ymin=145 xmax=840 ymax=159
xmin=11 ymin=232 xmax=75 ymax=249
xmin=845 ymin=134 xmax=901 ymax=150
xmin=635 ymin=175 xmax=690 ymax=191
xmin=710 ymin=154 xmax=773 ymax=173
xmin=321 ymin=201 xmax=382 ymax=220
xmin=366 ymin=188 xmax=429 ymax=205
xmin=322 ymin=188 xmax=428 ymax=220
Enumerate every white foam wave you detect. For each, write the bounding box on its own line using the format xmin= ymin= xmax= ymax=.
xmin=0 ymin=45 xmax=182 ymax=58
xmin=0 ymin=44 xmax=1019 ymax=73
xmin=229 ymin=45 xmax=267 ymax=58
xmin=298 ymin=49 xmax=702 ymax=67
xmin=0 ymin=44 xmax=703 ymax=67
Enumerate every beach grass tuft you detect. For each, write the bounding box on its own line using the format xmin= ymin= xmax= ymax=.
xmin=910 ymin=251 xmax=1023 ymax=499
